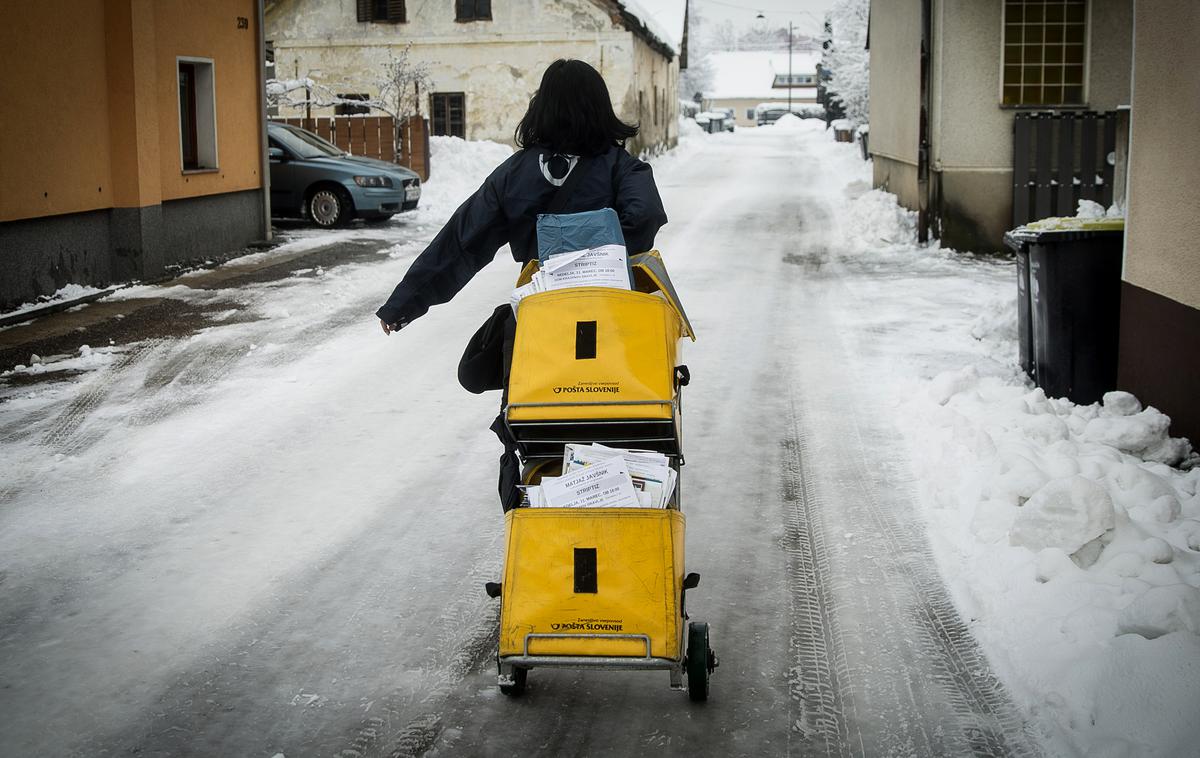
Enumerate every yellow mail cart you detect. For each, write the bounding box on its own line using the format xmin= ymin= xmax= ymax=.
xmin=489 ymin=252 xmax=717 ymax=701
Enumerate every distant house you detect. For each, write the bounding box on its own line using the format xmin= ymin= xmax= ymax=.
xmin=867 ymin=0 xmax=1133 ymax=252
xmin=0 ymin=0 xmax=270 ymax=311
xmin=265 ymin=0 xmax=684 ymax=155
xmin=703 ymin=50 xmax=822 ymax=127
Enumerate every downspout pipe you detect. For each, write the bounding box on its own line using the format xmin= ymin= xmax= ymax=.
xmin=917 ymin=0 xmax=932 ymax=243
xmin=256 ymin=0 xmax=272 ymax=241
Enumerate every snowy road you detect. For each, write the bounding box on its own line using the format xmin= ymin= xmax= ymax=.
xmin=0 ymin=127 xmax=1043 ymax=756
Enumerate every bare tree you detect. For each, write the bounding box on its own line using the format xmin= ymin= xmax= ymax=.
xmin=267 ymin=45 xmax=435 ymax=153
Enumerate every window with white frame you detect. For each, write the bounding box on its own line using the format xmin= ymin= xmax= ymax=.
xmin=178 ymin=58 xmax=217 ymax=171
xmin=1002 ymin=0 xmax=1087 ymax=106
xmin=773 ymin=73 xmax=815 ymax=87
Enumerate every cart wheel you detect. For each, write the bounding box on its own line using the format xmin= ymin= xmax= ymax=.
xmin=500 ymin=667 xmax=527 ymax=697
xmin=686 ymin=622 xmax=712 ymax=702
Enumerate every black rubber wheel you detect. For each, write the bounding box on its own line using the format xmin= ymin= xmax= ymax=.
xmin=686 ymin=622 xmax=711 ymax=702
xmin=500 ymin=667 xmax=527 ymax=697
xmin=307 ymin=186 xmax=352 ymax=228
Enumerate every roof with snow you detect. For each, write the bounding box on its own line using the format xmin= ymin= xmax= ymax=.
xmin=705 ymin=50 xmax=823 ymax=100
xmin=612 ymin=0 xmax=685 ymax=58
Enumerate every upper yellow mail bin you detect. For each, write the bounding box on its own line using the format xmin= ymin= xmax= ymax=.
xmin=507 ymin=287 xmax=684 ymax=423
xmin=499 ymin=507 xmax=686 ymax=659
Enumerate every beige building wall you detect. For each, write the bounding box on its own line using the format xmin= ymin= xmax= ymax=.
xmin=868 ymin=0 xmax=922 ymax=167
xmin=924 ymin=0 xmax=1132 ymax=250
xmin=1123 ymin=4 xmax=1200 ymax=309
xmin=1116 ymin=0 xmax=1200 ymax=444
xmin=867 ymin=0 xmax=922 ymax=211
xmin=267 ymin=0 xmax=677 ymax=153
xmin=708 ymin=99 xmax=764 ymax=127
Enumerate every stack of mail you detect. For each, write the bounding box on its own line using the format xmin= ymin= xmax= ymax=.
xmin=511 ymin=208 xmax=632 ymax=314
xmin=522 ymin=443 xmax=677 ymax=509
xmin=510 ymin=244 xmax=630 ymax=313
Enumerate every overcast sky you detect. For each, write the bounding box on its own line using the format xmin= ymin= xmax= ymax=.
xmin=635 ymin=0 xmax=837 ymax=47
xmin=693 ymin=0 xmax=837 ymax=38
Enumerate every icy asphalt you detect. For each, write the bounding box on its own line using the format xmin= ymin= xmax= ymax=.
xmin=0 ymin=126 xmax=1043 ymax=757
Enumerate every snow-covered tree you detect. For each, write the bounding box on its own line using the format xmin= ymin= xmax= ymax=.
xmin=679 ymin=3 xmax=714 ymax=102
xmin=267 ymin=45 xmax=433 ymax=124
xmin=707 ymin=19 xmax=739 ymax=51
xmin=822 ymin=0 xmax=870 ymax=126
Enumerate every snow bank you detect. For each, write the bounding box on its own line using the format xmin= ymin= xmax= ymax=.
xmin=1 ymin=283 xmax=107 ymax=320
xmin=906 ymin=350 xmax=1199 ymax=756
xmin=770 ymin=113 xmax=819 ymax=131
xmin=417 ymin=136 xmax=514 ymax=221
xmin=1 ymin=344 xmax=121 ymax=377
xmin=803 ymin=127 xmax=1200 ymax=754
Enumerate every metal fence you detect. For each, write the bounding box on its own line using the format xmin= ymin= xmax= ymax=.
xmin=1012 ymin=110 xmax=1118 ymax=227
xmin=271 ymin=114 xmax=430 ymax=180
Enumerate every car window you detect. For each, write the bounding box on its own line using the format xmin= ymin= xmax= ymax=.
xmin=269 ymin=126 xmax=344 ymax=159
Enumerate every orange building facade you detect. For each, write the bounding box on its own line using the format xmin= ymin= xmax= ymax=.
xmin=0 ymin=0 xmax=269 ymax=310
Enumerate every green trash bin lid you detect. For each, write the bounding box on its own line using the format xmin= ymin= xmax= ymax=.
xmin=1005 ymin=216 xmax=1125 ymax=246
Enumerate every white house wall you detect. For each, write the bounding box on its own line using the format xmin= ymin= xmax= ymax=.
xmin=266 ymin=0 xmax=677 ymax=153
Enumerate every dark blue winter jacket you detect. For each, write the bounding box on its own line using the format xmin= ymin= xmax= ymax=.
xmin=375 ymin=144 xmax=667 ymax=326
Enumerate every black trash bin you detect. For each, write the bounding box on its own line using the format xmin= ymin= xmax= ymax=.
xmin=1002 ymin=235 xmax=1037 ymax=380
xmin=1003 ymin=219 xmax=1125 ymax=405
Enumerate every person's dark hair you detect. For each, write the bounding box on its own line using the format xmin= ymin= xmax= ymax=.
xmin=515 ymin=59 xmax=639 ymax=156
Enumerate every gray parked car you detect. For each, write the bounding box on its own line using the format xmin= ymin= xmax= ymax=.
xmin=267 ymin=122 xmax=421 ymax=227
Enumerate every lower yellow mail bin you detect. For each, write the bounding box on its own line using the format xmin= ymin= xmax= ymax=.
xmin=499 ymin=508 xmax=686 ymax=660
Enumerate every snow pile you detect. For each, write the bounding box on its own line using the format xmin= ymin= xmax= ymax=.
xmin=908 ymin=376 xmax=1200 ymax=754
xmin=1076 ymin=198 xmax=1125 ymax=219
xmin=804 ymin=125 xmax=1200 ymax=753
xmin=770 ymin=113 xmax=812 ymax=131
xmin=2 ymin=283 xmax=107 ymax=320
xmin=837 ymin=188 xmax=921 ymax=253
xmin=969 ymin=293 xmax=1019 ymax=344
xmin=677 ymin=115 xmax=704 ymax=139
xmin=1 ymin=344 xmax=121 ymax=376
xmin=649 ymin=116 xmax=714 ymax=175
xmin=417 ymin=136 xmax=514 ymax=220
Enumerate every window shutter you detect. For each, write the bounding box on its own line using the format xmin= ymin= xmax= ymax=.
xmin=456 ymin=0 xmax=470 ymax=20
xmin=386 ymin=0 xmax=406 ymax=22
xmin=356 ymin=0 xmax=370 ymax=22
xmin=478 ymin=0 xmax=491 ymax=19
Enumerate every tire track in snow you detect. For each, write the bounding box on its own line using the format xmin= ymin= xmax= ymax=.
xmin=836 ymin=386 xmax=1040 ymax=758
xmin=38 ymin=340 xmax=165 ymax=455
xmin=780 ymin=392 xmax=855 ymax=757
xmin=780 ymin=247 xmax=1042 ymax=756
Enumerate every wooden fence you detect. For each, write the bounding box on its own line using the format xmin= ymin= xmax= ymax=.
xmin=272 ymin=114 xmax=430 ymax=181
xmin=1012 ymin=111 xmax=1119 ymax=227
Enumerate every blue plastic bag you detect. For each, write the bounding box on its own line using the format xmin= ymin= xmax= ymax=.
xmin=535 ymin=208 xmax=626 ymax=263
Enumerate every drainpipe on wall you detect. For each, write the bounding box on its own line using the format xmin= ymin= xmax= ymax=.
xmin=917 ymin=0 xmax=932 ymax=243
xmin=256 ymin=0 xmax=272 ymax=241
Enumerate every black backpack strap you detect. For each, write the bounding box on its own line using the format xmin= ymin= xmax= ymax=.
xmin=545 ymin=155 xmax=589 ymax=214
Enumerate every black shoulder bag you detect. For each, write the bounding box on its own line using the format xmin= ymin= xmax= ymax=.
xmin=456 ymin=156 xmax=590 ymax=394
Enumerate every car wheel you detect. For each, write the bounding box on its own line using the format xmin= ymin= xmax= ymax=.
xmin=308 ymin=186 xmax=351 ymax=228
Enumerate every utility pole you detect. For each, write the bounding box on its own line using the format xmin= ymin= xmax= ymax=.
xmin=788 ymin=21 xmax=793 ymax=111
